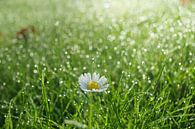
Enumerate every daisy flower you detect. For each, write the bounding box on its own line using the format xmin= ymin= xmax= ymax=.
xmin=78 ymin=72 xmax=109 ymax=92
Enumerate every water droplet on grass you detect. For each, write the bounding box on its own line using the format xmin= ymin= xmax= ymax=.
xmin=33 ymin=70 xmax=38 ymax=74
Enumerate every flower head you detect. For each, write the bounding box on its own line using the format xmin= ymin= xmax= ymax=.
xmin=78 ymin=73 xmax=109 ymax=92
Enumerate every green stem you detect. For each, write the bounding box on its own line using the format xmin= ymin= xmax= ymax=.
xmin=88 ymin=93 xmax=93 ymax=129
xmin=41 ymin=71 xmax=50 ymax=126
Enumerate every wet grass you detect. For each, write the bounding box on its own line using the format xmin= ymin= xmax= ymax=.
xmin=0 ymin=0 xmax=195 ymax=128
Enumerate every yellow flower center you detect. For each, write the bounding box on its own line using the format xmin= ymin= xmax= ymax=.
xmin=87 ymin=81 xmax=100 ymax=90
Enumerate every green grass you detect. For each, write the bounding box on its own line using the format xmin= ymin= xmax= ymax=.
xmin=0 ymin=0 xmax=195 ymax=128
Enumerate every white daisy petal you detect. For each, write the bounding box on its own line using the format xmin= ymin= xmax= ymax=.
xmin=79 ymin=75 xmax=84 ymax=81
xmin=92 ymin=72 xmax=100 ymax=82
xmin=79 ymin=81 xmax=87 ymax=89
xmin=98 ymin=88 xmax=108 ymax=92
xmin=79 ymin=78 xmax=88 ymax=86
xmin=98 ymin=84 xmax=109 ymax=91
xmin=102 ymin=84 xmax=109 ymax=89
xmin=98 ymin=76 xmax=107 ymax=86
xmin=80 ymin=74 xmax=90 ymax=84
xmin=80 ymin=88 xmax=91 ymax=92
xmin=81 ymin=88 xmax=95 ymax=92
xmin=85 ymin=73 xmax=91 ymax=82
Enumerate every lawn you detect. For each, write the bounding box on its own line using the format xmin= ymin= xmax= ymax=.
xmin=0 ymin=0 xmax=195 ymax=128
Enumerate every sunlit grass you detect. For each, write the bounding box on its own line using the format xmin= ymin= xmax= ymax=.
xmin=0 ymin=0 xmax=195 ymax=128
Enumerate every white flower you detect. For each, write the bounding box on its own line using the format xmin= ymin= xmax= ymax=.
xmin=78 ymin=72 xmax=109 ymax=92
